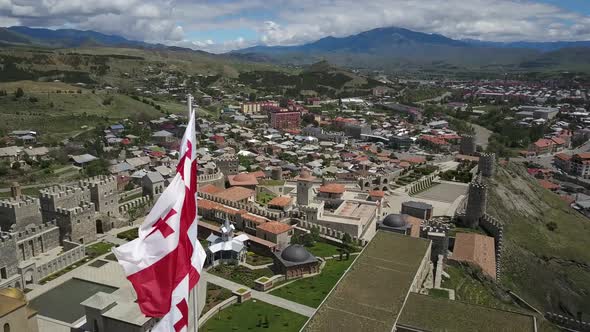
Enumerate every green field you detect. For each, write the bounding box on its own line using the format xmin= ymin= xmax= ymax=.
xmin=86 ymin=241 xmax=116 ymax=259
xmin=270 ymin=258 xmax=354 ymax=308
xmin=306 ymin=241 xmax=342 ymax=258
xmin=202 ymin=300 xmax=307 ymax=332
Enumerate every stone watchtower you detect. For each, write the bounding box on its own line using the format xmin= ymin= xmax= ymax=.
xmin=39 ymin=185 xmax=91 ymax=223
xmin=296 ymin=169 xmax=316 ymax=206
xmin=0 ymin=183 xmax=43 ymax=231
xmin=80 ymin=175 xmax=119 ymax=218
xmin=460 ymin=135 xmax=477 ymax=155
xmin=478 ymin=153 xmax=496 ymax=177
xmin=464 ymin=180 xmax=488 ymax=228
xmin=214 ymin=154 xmax=239 ymax=179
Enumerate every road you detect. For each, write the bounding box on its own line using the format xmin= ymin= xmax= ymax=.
xmin=203 ymin=272 xmax=316 ymax=317
xmin=471 ymin=123 xmax=492 ymax=150
xmin=416 ymin=92 xmax=452 ymax=105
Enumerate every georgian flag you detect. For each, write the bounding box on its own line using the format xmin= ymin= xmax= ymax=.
xmin=113 ymin=96 xmax=206 ymax=332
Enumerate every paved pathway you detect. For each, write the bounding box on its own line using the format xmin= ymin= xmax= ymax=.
xmin=203 ymin=272 xmax=316 ymax=317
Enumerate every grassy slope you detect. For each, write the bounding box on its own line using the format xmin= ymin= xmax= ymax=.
xmin=0 ymin=86 xmax=165 ymax=143
xmin=486 ymin=162 xmax=590 ymax=316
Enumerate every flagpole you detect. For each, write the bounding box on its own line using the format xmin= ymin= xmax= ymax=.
xmin=186 ymin=93 xmax=199 ymax=332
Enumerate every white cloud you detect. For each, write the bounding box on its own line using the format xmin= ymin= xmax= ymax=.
xmin=0 ymin=0 xmax=589 ymax=53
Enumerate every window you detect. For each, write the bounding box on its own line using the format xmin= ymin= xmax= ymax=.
xmin=4 ymin=323 xmax=10 ymax=332
xmin=0 ymin=267 xmax=7 ymax=279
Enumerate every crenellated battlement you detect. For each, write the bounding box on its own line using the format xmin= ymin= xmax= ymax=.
xmin=79 ymin=175 xmax=117 ymax=188
xmin=55 ymin=202 xmax=95 ymax=216
xmin=0 ymin=195 xmax=39 ymax=209
xmin=40 ymin=185 xmax=87 ymax=199
xmin=14 ymin=222 xmax=58 ymax=240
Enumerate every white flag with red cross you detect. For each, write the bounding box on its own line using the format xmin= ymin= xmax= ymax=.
xmin=113 ymin=95 xmax=205 ymax=332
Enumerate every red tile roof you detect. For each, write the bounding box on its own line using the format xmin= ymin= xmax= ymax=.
xmin=214 ymin=186 xmax=255 ymax=202
xmin=228 ymin=173 xmax=259 ymax=186
xmin=257 ymin=221 xmax=292 ymax=234
xmin=199 ymin=184 xmax=223 ymax=194
xmin=451 ymin=233 xmax=497 ymax=280
xmin=534 ymin=138 xmax=553 ymax=148
xmin=368 ymin=190 xmax=385 ymax=198
xmin=267 ymin=196 xmax=293 ymax=207
xmin=554 ymin=153 xmax=572 ymax=161
xmin=319 ymin=183 xmax=346 ymax=194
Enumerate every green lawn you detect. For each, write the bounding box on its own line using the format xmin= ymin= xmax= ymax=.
xmin=270 ymin=257 xmax=354 ymax=308
xmin=86 ymin=241 xmax=115 ymax=259
xmin=201 ymin=300 xmax=307 ymax=332
xmin=117 ymin=228 xmax=138 ymax=241
xmin=245 ymin=252 xmax=274 ymax=266
xmin=306 ymin=241 xmax=342 ymax=258
xmin=201 ymin=284 xmax=233 ymax=317
xmin=256 ymin=192 xmax=276 ymax=206
xmin=209 ymin=265 xmax=274 ymax=288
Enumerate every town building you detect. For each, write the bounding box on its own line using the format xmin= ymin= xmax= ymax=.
xmin=272 ymin=244 xmax=319 ymax=279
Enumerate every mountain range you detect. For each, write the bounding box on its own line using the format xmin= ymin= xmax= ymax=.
xmin=232 ymin=27 xmax=590 ymax=72
xmin=1 ymin=25 xmax=590 ymax=73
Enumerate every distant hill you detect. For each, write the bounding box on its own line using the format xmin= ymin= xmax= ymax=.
xmin=233 ymin=27 xmax=590 ymax=73
xmin=0 ymin=26 xmax=152 ymax=48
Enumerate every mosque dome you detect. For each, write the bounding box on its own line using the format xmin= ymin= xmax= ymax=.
xmin=281 ymin=244 xmax=313 ymax=262
xmin=382 ymin=214 xmax=408 ymax=228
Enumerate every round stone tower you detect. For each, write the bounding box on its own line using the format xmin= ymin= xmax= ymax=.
xmin=478 ymin=152 xmax=496 ymax=177
xmin=464 ymin=180 xmax=487 ymax=228
xmin=271 ymin=167 xmax=283 ymax=181
xmin=460 ymin=135 xmax=477 ymax=155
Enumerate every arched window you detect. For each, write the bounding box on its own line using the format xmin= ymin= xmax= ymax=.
xmin=4 ymin=323 xmax=11 ymax=332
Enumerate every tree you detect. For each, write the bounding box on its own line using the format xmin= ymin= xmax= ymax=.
xmin=84 ymin=159 xmax=110 ymax=177
xmin=302 ymin=233 xmax=315 ymax=247
xmin=310 ymin=226 xmax=320 ymax=242
xmin=14 ymin=87 xmax=24 ymax=98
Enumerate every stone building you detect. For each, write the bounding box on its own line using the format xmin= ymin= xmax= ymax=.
xmin=256 ymin=221 xmax=293 ymax=250
xmin=214 ymin=154 xmax=239 ymax=178
xmin=464 ymin=180 xmax=488 ymax=228
xmin=55 ymin=202 xmax=97 ymax=244
xmin=0 ymin=195 xmax=42 ymax=232
xmin=0 ymin=234 xmax=19 ymax=289
xmin=296 ymin=169 xmax=316 ymax=206
xmin=377 ymin=214 xmax=421 ymax=237
xmin=80 ymin=175 xmax=120 ymax=218
xmin=0 ymin=288 xmax=39 ymax=332
xmin=478 ymin=153 xmax=496 ymax=177
xmin=39 ymin=185 xmax=91 ymax=223
xmin=205 ymin=220 xmax=249 ymax=267
xmin=401 ymin=201 xmax=433 ymax=220
xmin=141 ymin=172 xmax=166 ymax=199
xmin=272 ymin=244 xmax=319 ymax=280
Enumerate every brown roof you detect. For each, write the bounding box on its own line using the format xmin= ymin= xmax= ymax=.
xmin=319 ymin=183 xmax=346 ymax=194
xmin=538 ymin=179 xmax=560 ymax=190
xmin=368 ymin=190 xmax=385 ymax=198
xmin=402 ymin=156 xmax=427 ymax=164
xmin=295 ymin=169 xmax=316 ymax=182
xmin=199 ymin=184 xmax=223 ymax=194
xmin=405 ymin=215 xmax=422 ymax=238
xmin=451 ymin=233 xmax=496 ymax=279
xmin=257 ymin=221 xmax=292 ymax=234
xmin=554 ymin=153 xmax=572 ymax=161
xmin=0 ymin=293 xmax=26 ymax=317
xmin=228 ymin=173 xmax=259 ymax=186
xmin=267 ymin=196 xmax=293 ymax=207
xmin=214 ymin=186 xmax=255 ymax=202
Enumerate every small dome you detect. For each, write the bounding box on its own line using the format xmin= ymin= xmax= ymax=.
xmin=0 ymin=288 xmax=26 ymax=302
xmin=233 ymin=173 xmax=254 ymax=182
xmin=281 ymin=244 xmax=312 ymax=262
xmin=382 ymin=214 xmax=408 ymax=228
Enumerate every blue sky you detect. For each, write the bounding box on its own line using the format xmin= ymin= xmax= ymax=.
xmin=1 ymin=0 xmax=590 ymax=52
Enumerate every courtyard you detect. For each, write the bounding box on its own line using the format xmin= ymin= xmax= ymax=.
xmin=30 ymin=278 xmax=117 ymax=323
xmin=413 ymin=182 xmax=468 ymax=203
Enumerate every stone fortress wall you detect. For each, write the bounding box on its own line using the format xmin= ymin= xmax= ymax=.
xmin=0 ymin=195 xmax=42 ymax=231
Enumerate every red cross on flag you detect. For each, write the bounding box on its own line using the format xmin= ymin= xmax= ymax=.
xmin=113 ymin=95 xmax=206 ymax=332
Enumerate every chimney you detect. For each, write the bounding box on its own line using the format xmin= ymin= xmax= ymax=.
xmin=10 ymin=182 xmax=21 ymax=199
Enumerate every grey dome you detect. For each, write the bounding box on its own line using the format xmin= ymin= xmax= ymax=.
xmin=382 ymin=214 xmax=408 ymax=228
xmin=281 ymin=244 xmax=312 ymax=262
